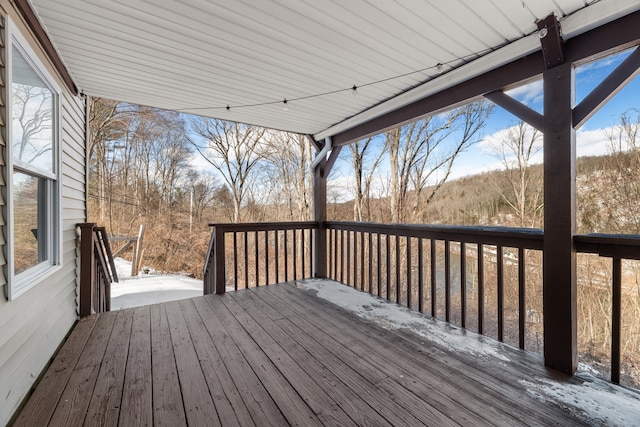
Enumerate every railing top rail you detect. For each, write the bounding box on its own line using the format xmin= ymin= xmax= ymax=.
xmin=208 ymin=221 xmax=318 ymax=232
xmin=575 ymin=233 xmax=640 ymax=260
xmin=326 ymin=221 xmax=544 ymax=249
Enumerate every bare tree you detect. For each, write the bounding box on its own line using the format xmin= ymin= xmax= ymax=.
xmin=348 ymin=137 xmax=386 ymax=221
xmin=488 ymin=121 xmax=543 ymax=227
xmin=386 ymin=100 xmax=493 ymax=223
xmin=263 ymin=132 xmax=313 ymax=221
xmin=599 ymin=109 xmax=640 ymax=233
xmin=190 ymin=119 xmax=267 ymax=222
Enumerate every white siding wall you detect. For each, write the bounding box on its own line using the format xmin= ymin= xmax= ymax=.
xmin=0 ymin=3 xmax=86 ymax=424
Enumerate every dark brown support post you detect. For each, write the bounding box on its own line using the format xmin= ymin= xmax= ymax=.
xmin=313 ymin=140 xmax=328 ymax=278
xmin=78 ymin=223 xmax=96 ymax=316
xmin=543 ymin=61 xmax=577 ymax=375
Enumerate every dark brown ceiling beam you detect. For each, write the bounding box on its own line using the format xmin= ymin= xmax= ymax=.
xmin=307 ymin=134 xmax=322 ymax=152
xmin=573 ymin=46 xmax=640 ymax=129
xmin=484 ymin=91 xmax=544 ymax=131
xmin=322 ymin=145 xmax=342 ymax=178
xmin=14 ymin=0 xmax=78 ymax=95
xmin=331 ymin=54 xmax=544 ymax=146
xmin=332 ymin=10 xmax=640 ymax=147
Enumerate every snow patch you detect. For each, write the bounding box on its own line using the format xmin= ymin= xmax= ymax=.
xmin=110 ymin=257 xmax=205 ymax=309
xmin=520 ymin=370 xmax=640 ymax=426
xmin=296 ymin=278 xmax=640 ymax=426
xmin=296 ymin=278 xmax=510 ymax=362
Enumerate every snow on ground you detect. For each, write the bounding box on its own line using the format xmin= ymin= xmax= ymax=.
xmin=110 ymin=257 xmax=203 ymax=309
xmin=296 ymin=278 xmax=640 ymax=427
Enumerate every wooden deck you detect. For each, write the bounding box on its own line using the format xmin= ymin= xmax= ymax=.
xmin=13 ymin=282 xmax=588 ymax=426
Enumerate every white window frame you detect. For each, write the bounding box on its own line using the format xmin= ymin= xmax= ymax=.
xmin=5 ymin=18 xmax=62 ymax=300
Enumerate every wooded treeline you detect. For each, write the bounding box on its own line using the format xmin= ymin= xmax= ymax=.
xmin=88 ymin=97 xmax=640 ymax=388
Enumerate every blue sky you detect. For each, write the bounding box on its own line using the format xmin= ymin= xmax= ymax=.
xmin=449 ymin=48 xmax=638 ymax=180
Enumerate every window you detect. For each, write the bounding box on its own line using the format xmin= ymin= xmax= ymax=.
xmin=6 ymin=21 xmax=61 ymax=300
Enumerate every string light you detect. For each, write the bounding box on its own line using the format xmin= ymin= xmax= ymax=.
xmin=175 ymin=49 xmax=494 ymax=113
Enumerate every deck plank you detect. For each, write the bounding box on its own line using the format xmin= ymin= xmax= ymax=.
xmin=206 ymin=294 xmax=324 ymax=427
xmin=12 ymin=315 xmax=98 ymax=427
xmin=224 ymin=291 xmax=368 ymax=426
xmin=84 ymin=309 xmax=134 ymax=427
xmin=191 ymin=297 xmax=288 ymax=427
xmin=272 ymin=283 xmax=585 ymax=426
xmin=149 ymin=304 xmax=186 ymax=427
xmin=164 ymin=300 xmax=220 ymax=426
xmin=48 ymin=311 xmax=117 ymax=427
xmin=178 ymin=299 xmax=252 ymax=427
xmin=241 ymin=287 xmax=451 ymax=427
xmin=232 ymin=289 xmax=409 ymax=427
xmin=252 ymin=286 xmax=462 ymax=427
xmin=14 ymin=281 xmax=597 ymax=426
xmin=118 ymin=306 xmax=153 ymax=426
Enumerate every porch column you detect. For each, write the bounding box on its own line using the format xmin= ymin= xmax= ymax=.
xmin=543 ymin=61 xmax=577 ymax=375
xmin=313 ymin=139 xmax=328 ymax=278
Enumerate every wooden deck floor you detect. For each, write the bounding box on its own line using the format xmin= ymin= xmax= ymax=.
xmin=13 ymin=282 xmax=588 ymax=426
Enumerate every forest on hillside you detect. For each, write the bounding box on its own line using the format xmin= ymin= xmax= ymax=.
xmin=88 ymin=96 xmax=640 ymax=388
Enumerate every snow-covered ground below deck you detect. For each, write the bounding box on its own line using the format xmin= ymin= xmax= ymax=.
xmin=296 ymin=278 xmax=640 ymax=427
xmin=110 ymin=257 xmax=204 ymax=309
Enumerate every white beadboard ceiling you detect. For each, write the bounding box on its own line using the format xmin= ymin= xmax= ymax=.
xmin=29 ymin=0 xmax=640 ymax=139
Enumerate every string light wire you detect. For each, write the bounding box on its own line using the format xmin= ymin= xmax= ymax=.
xmin=174 ymin=49 xmax=492 ymax=113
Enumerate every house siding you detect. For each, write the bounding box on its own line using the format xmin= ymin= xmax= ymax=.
xmin=0 ymin=3 xmax=86 ymax=424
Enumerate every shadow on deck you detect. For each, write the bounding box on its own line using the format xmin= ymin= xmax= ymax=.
xmin=14 ymin=281 xmax=593 ymax=426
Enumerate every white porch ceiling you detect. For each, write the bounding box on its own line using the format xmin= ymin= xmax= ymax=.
xmin=29 ymin=0 xmax=640 ymax=139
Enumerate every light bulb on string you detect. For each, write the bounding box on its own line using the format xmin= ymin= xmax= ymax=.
xmin=283 ymin=98 xmax=289 ymax=111
xmin=436 ymin=63 xmax=443 ymax=73
xmin=352 ymin=85 xmax=359 ymax=98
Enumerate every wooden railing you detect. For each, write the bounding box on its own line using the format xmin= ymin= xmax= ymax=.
xmin=77 ymin=223 xmax=118 ymax=316
xmin=203 ymin=220 xmax=640 ymax=385
xmin=575 ymin=233 xmax=640 ymax=384
xmin=326 ymin=222 xmax=544 ymax=351
xmin=204 ymin=222 xmax=316 ymax=294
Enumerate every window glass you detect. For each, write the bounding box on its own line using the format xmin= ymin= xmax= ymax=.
xmin=11 ymin=45 xmax=54 ymax=175
xmin=7 ymin=30 xmax=60 ymax=299
xmin=13 ymin=172 xmax=43 ymax=274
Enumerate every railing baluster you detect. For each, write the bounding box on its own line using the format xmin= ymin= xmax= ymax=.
xmin=346 ymin=230 xmax=351 ymax=286
xmin=418 ymin=237 xmax=424 ymax=313
xmin=275 ymin=230 xmax=279 ymax=283
xmin=284 ymin=230 xmax=289 ymax=281
xmin=386 ymin=234 xmax=391 ymax=300
xmin=497 ymin=245 xmax=504 ymax=342
xmin=461 ymin=242 xmax=466 ymax=329
xmin=368 ymin=232 xmax=373 ymax=294
xmin=302 ymin=229 xmax=306 ymax=278
xmin=353 ymin=230 xmax=358 ymax=288
xmin=255 ymin=231 xmax=259 ymax=286
xmin=612 ymin=257 xmax=622 ymax=384
xmin=293 ymin=228 xmax=298 ymax=280
xmin=407 ymin=236 xmax=412 ymax=309
xmin=478 ymin=243 xmax=484 ymax=335
xmin=519 ymin=247 xmax=526 ymax=349
xmin=340 ymin=229 xmax=344 ymax=284
xmin=431 ymin=239 xmax=437 ymax=317
xmin=265 ymin=230 xmax=270 ymax=285
xmin=377 ymin=233 xmax=381 ymax=297
xmin=360 ymin=231 xmax=365 ymax=291
xmin=445 ymin=240 xmax=451 ymax=323
xmin=329 ymin=229 xmax=334 ymax=279
xmin=395 ymin=234 xmax=401 ymax=304
xmin=244 ymin=232 xmax=249 ymax=288
xmin=233 ymin=232 xmax=238 ymax=291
